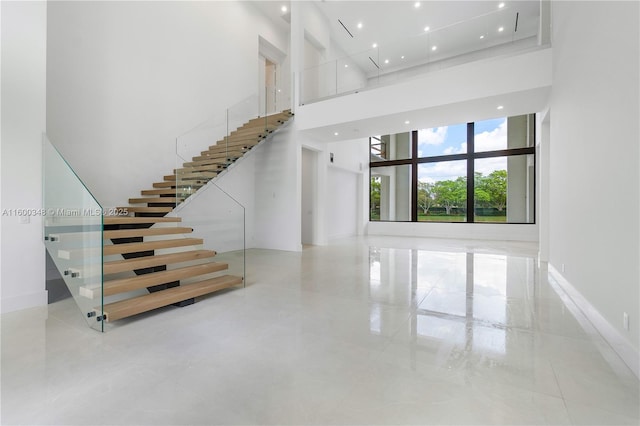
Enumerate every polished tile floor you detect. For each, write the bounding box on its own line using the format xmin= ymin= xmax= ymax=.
xmin=1 ymin=236 xmax=638 ymax=425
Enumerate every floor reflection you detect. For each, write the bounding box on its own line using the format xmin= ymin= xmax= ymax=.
xmin=369 ymin=247 xmax=538 ymax=357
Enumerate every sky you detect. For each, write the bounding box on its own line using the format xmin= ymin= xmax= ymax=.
xmin=417 ymin=117 xmax=509 ymax=183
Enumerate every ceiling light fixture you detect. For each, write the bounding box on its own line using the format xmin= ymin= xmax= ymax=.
xmin=372 ymin=43 xmax=378 ymax=48
xmin=498 ymin=26 xmax=504 ymax=32
xmin=334 ymin=132 xmax=339 ymax=136
xmin=431 ymin=46 xmax=437 ymax=51
xmin=405 ymin=120 xmax=410 ymax=124
xmin=344 ymin=64 xmax=349 ymax=68
xmin=414 ymin=2 xmax=421 ymax=8
xmin=401 ymin=55 xmax=405 ymax=59
xmin=357 ymin=22 xmax=363 ymax=29
xmin=281 ymin=5 xmax=287 ymax=13
xmin=384 ymin=59 xmax=389 ymax=64
xmin=480 ymin=35 xmax=485 ymax=39
xmin=498 ymin=2 xmax=505 ymax=8
xmin=497 ymin=105 xmax=504 ymax=110
xmin=424 ymin=26 xmax=430 ymax=32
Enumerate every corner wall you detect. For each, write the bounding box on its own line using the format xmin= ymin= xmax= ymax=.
xmin=549 ymin=1 xmax=639 ymax=373
xmin=0 ymin=1 xmax=48 ymax=313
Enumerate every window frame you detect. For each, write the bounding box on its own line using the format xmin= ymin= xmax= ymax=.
xmin=369 ymin=117 xmax=536 ymax=224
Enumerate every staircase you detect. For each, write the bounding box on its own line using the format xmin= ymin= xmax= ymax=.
xmin=44 ymin=109 xmax=293 ymax=328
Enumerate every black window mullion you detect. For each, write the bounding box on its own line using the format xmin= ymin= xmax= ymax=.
xmin=466 ymin=122 xmax=474 ymax=223
xmin=411 ymin=130 xmax=418 ymax=222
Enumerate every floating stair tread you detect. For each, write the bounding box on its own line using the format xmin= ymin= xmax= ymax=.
xmin=166 ymin=173 xmax=217 ymax=181
xmin=98 ymin=262 xmax=229 ymax=297
xmin=99 ymin=275 xmax=243 ymax=322
xmin=104 ymin=227 xmax=192 ymax=240
xmin=103 ymin=237 xmax=203 ymax=256
xmin=142 ymin=188 xmax=197 ymax=195
xmin=151 ymin=181 xmax=204 ymax=188
xmin=174 ymin=165 xmax=223 ymax=174
xmin=103 ymin=249 xmax=217 ymax=275
xmin=116 ymin=206 xmax=174 ymax=213
xmin=104 ymin=217 xmax=181 ymax=225
xmin=128 ymin=197 xmax=181 ymax=204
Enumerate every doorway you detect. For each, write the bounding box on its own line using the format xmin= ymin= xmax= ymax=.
xmin=301 ymin=148 xmax=318 ymax=246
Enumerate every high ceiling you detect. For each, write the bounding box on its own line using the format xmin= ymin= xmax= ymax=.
xmin=254 ymin=1 xmax=540 ymax=75
xmin=252 ymin=1 xmax=546 ymax=139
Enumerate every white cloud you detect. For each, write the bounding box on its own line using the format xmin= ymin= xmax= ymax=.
xmin=475 ymin=120 xmax=507 ymax=152
xmin=418 ymin=160 xmax=466 ymax=183
xmin=418 ymin=127 xmax=447 ymax=146
xmin=476 ymin=157 xmax=507 ymax=175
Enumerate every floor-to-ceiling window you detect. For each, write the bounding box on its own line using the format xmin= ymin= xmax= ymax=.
xmin=370 ymin=114 xmax=535 ymax=224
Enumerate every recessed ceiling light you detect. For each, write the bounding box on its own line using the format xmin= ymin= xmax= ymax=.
xmin=357 ymin=22 xmax=363 ymax=29
xmin=384 ymin=59 xmax=389 ymax=64
xmin=497 ymin=105 xmax=504 ymax=110
xmin=431 ymin=45 xmax=437 ymax=51
xmin=334 ymin=132 xmax=339 ymax=136
xmin=344 ymin=64 xmax=349 ymax=68
xmin=401 ymin=55 xmax=405 ymax=59
xmin=498 ymin=2 xmax=505 ymax=8
xmin=281 ymin=5 xmax=287 ymax=13
xmin=405 ymin=120 xmax=410 ymax=124
xmin=424 ymin=26 xmax=430 ymax=32
xmin=372 ymin=43 xmax=377 ymax=48
xmin=414 ymin=2 xmax=421 ymax=8
xmin=498 ymin=26 xmax=504 ymax=32
xmin=480 ymin=35 xmax=485 ymax=39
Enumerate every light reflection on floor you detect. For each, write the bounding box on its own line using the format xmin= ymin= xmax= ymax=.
xmin=1 ymin=236 xmax=638 ymax=425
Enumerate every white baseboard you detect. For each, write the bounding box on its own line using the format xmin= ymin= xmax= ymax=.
xmin=0 ymin=290 xmax=48 ymax=315
xmin=548 ymin=264 xmax=639 ymax=379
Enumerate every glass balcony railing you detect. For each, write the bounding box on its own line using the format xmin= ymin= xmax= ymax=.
xmin=300 ymin=4 xmax=544 ymax=105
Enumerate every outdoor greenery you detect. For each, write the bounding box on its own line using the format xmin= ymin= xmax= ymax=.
xmin=370 ymin=170 xmax=508 ymax=222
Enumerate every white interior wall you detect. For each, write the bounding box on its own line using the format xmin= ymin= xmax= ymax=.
xmin=46 ymin=1 xmax=288 ymax=209
xmin=0 ymin=1 xmax=48 ymax=313
xmin=325 ymin=138 xmax=369 ymax=239
xmin=326 ymin=168 xmax=358 ymax=240
xmin=301 ymin=148 xmax=317 ymax=245
xmin=253 ymin=123 xmax=301 ymax=251
xmin=549 ymin=1 xmax=639 ymax=371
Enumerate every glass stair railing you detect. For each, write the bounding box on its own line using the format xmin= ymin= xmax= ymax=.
xmin=43 ymin=135 xmax=105 ymax=331
xmin=43 ymin=94 xmax=293 ymax=331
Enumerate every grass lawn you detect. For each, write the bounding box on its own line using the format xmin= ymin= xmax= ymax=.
xmin=418 ymin=215 xmax=507 ymax=223
xmin=370 ymin=213 xmax=508 ymax=223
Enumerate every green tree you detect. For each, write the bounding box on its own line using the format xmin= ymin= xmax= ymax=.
xmin=434 ymin=177 xmax=466 ymax=215
xmin=483 ymin=170 xmax=507 ymax=211
xmin=370 ymin=176 xmax=381 ymax=218
xmin=474 ymin=172 xmax=491 ymax=208
xmin=417 ymin=181 xmax=435 ymax=215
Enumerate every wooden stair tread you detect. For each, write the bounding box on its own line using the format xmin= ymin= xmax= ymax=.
xmin=152 ymin=180 xmax=205 ymax=188
xmin=142 ymin=188 xmax=197 ymax=195
xmin=97 ymin=262 xmax=229 ymax=297
xmin=164 ymin=173 xmax=216 ymax=181
xmin=128 ymin=197 xmax=181 ymax=204
xmin=207 ymin=140 xmax=261 ymax=151
xmin=104 ymin=216 xmax=181 ymax=225
xmin=116 ymin=206 xmax=174 ymax=213
xmin=104 ymin=250 xmax=217 ymax=275
xmin=99 ymin=275 xmax=243 ymax=322
xmin=103 ymin=237 xmax=203 ymax=256
xmin=104 ymin=227 xmax=192 ymax=240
